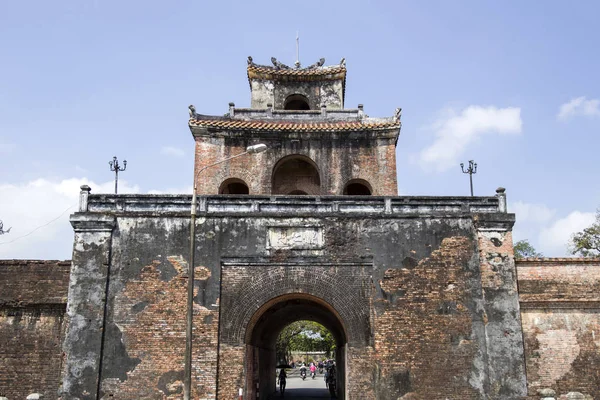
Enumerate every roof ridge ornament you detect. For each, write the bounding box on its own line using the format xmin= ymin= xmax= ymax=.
xmin=189 ymin=105 xmax=197 ymax=119
xmin=340 ymin=58 xmax=346 ymax=67
xmin=394 ymin=107 xmax=402 ymax=122
xmin=271 ymin=57 xmax=291 ymax=70
xmin=306 ymin=58 xmax=325 ymax=70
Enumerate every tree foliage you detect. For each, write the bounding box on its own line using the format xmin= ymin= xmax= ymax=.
xmin=513 ymin=239 xmax=542 ymax=259
xmin=276 ymin=320 xmax=335 ymax=364
xmin=569 ymin=209 xmax=600 ymax=257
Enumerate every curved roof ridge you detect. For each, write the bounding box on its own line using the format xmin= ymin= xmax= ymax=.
xmin=246 ymin=56 xmax=347 ymax=79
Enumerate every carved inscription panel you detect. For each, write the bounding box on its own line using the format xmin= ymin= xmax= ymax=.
xmin=267 ymin=226 xmax=323 ymax=250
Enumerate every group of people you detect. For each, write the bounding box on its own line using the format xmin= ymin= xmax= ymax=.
xmin=277 ymin=360 xmax=337 ymax=397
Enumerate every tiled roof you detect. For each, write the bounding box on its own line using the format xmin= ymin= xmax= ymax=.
xmin=247 ymin=64 xmax=346 ymax=79
xmin=189 ymin=116 xmax=399 ymax=132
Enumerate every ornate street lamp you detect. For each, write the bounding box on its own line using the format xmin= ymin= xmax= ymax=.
xmin=460 ymin=160 xmax=477 ymax=197
xmin=108 ymin=156 xmax=127 ymax=194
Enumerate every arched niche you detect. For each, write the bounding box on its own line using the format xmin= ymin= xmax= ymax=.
xmin=284 ymin=94 xmax=310 ymax=110
xmin=343 ymin=179 xmax=372 ymax=196
xmin=219 ymin=178 xmax=249 ymax=194
xmin=272 ymin=155 xmax=321 ymax=195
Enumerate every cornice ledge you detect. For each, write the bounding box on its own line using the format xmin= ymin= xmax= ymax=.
xmin=70 ymin=213 xmax=116 ymax=232
xmin=473 ymin=212 xmax=516 ymax=231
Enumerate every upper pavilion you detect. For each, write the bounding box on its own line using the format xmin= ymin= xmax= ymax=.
xmin=188 ymin=56 xmax=401 ymax=196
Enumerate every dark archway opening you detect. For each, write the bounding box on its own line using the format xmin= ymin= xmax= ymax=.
xmin=272 ymin=155 xmax=321 ymax=195
xmin=219 ymin=178 xmax=250 ymax=194
xmin=284 ymin=94 xmax=310 ymax=110
xmin=245 ymin=295 xmax=347 ymax=400
xmin=343 ymin=180 xmax=372 ymax=196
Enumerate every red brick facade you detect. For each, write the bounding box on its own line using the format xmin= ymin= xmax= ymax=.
xmin=517 ymin=258 xmax=600 ymax=399
xmin=0 ymin=260 xmax=70 ymax=400
xmin=192 ymin=135 xmax=398 ymax=196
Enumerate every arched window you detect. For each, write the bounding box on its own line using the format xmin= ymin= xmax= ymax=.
xmin=343 ymin=179 xmax=372 ymax=196
xmin=219 ymin=178 xmax=249 ymax=194
xmin=284 ymin=94 xmax=310 ymax=110
xmin=272 ymin=155 xmax=320 ymax=195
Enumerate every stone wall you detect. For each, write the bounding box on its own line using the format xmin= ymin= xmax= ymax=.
xmin=0 ymin=260 xmax=70 ymax=399
xmin=517 ymin=258 xmax=600 ymax=399
xmin=59 ymin=192 xmax=527 ymax=399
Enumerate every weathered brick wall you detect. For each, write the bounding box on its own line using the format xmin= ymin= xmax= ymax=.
xmin=517 ymin=258 xmax=600 ymax=399
xmin=0 ymin=260 xmax=70 ymax=399
xmin=97 ymin=220 xmax=220 ymax=400
xmin=193 ymin=135 xmax=398 ymax=196
xmin=373 ymin=236 xmax=482 ymax=399
xmin=217 ymin=345 xmax=245 ymax=399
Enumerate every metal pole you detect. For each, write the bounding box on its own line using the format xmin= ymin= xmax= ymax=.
xmin=469 ymin=173 xmax=473 ymax=197
xmin=184 ymin=189 xmax=197 ymax=400
xmin=115 ymin=169 xmax=118 ymax=195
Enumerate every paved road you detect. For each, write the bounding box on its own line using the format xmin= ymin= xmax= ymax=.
xmin=269 ymin=370 xmax=335 ymax=399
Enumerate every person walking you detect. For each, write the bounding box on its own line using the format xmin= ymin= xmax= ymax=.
xmin=278 ymin=368 xmax=287 ymax=396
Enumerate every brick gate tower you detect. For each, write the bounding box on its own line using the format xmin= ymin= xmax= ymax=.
xmin=189 ymin=56 xmax=400 ymax=197
xmin=61 ymin=57 xmax=528 ymax=400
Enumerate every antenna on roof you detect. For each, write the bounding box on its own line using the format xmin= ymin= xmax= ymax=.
xmin=295 ymin=31 xmax=300 ymax=68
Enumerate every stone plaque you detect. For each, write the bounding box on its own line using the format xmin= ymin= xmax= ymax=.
xmin=267 ymin=226 xmax=323 ymax=250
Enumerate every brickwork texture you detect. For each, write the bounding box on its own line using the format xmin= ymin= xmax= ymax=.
xmin=518 ymin=258 xmax=600 ymax=399
xmin=0 ymin=260 xmax=70 ymax=399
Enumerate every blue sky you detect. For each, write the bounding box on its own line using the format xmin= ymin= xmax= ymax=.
xmin=1 ymin=0 xmax=599 ymax=259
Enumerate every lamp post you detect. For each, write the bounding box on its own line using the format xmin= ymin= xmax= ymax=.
xmin=460 ymin=160 xmax=477 ymax=197
xmin=184 ymin=143 xmax=268 ymax=400
xmin=108 ymin=156 xmax=127 ymax=194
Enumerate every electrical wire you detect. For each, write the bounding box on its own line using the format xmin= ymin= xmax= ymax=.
xmin=0 ymin=204 xmax=77 ymax=245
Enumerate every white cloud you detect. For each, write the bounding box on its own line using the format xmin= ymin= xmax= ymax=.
xmin=161 ymin=146 xmax=185 ymax=157
xmin=538 ymin=211 xmax=596 ymax=256
xmin=418 ymin=106 xmax=522 ymax=172
xmin=510 ymin=201 xmax=556 ymax=224
xmin=557 ymin=96 xmax=600 ymax=120
xmin=0 ymin=178 xmax=140 ymax=260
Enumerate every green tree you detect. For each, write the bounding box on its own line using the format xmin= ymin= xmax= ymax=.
xmin=276 ymin=321 xmax=336 ymax=364
xmin=569 ymin=209 xmax=600 ymax=257
xmin=513 ymin=239 xmax=542 ymax=259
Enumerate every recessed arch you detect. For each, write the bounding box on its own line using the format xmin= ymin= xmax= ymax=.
xmin=284 ymin=94 xmax=310 ymax=110
xmin=219 ymin=178 xmax=249 ymax=194
xmin=272 ymin=155 xmax=321 ymax=195
xmin=343 ymin=179 xmax=372 ymax=196
xmin=218 ymin=261 xmax=372 ymax=399
xmin=244 ymin=294 xmax=348 ymax=400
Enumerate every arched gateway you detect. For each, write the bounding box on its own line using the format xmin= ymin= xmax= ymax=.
xmin=61 ymin=56 xmax=527 ymax=400
xmin=219 ymin=260 xmax=373 ymax=399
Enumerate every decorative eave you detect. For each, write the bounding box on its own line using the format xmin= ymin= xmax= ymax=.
xmin=188 ymin=114 xmax=400 ymax=134
xmin=247 ymin=64 xmax=346 ymax=82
